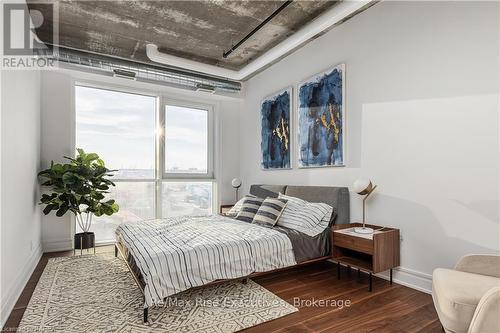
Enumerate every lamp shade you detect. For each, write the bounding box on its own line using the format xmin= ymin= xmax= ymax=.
xmin=231 ymin=178 xmax=242 ymax=188
xmin=353 ymin=178 xmax=373 ymax=195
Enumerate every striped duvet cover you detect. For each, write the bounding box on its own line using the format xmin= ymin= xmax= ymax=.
xmin=115 ymin=215 xmax=296 ymax=307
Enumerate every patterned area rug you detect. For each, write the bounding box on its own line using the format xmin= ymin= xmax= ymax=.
xmin=19 ymin=253 xmax=297 ymax=333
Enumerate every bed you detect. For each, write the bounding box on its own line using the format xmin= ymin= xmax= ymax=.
xmin=114 ymin=184 xmax=350 ymax=322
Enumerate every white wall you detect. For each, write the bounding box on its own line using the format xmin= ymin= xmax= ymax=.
xmin=40 ymin=69 xmax=242 ymax=252
xmin=240 ymin=1 xmax=500 ymax=292
xmin=0 ymin=69 xmax=42 ymax=325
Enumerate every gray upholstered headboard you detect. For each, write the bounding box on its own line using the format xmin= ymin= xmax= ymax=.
xmin=249 ymin=184 xmax=350 ymax=225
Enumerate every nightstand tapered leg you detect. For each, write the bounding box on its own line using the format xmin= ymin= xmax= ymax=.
xmin=390 ymin=269 xmax=393 ymax=284
xmin=337 ymin=262 xmax=341 ymax=280
xmin=369 ymin=273 xmax=372 ymax=292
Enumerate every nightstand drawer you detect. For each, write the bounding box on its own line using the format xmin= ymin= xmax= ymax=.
xmin=333 ymin=233 xmax=373 ymax=255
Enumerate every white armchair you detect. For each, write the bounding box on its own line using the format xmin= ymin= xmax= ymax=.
xmin=432 ymin=254 xmax=500 ymax=333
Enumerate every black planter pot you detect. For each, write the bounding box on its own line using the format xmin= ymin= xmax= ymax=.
xmin=74 ymin=232 xmax=95 ymax=250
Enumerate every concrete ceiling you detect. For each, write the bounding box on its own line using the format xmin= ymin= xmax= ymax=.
xmin=28 ymin=0 xmax=339 ymax=71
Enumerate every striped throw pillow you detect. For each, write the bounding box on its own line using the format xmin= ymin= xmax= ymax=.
xmin=277 ymin=193 xmax=333 ymax=236
xmin=226 ymin=195 xmax=256 ymax=217
xmin=252 ymin=198 xmax=288 ymax=226
xmin=235 ymin=197 xmax=264 ymax=223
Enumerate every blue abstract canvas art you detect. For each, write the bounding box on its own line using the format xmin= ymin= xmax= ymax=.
xmin=260 ymin=87 xmax=291 ymax=170
xmin=298 ymin=64 xmax=345 ymax=168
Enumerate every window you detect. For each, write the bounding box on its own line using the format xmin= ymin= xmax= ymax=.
xmin=75 ymin=86 xmax=156 ymax=179
xmin=161 ymin=181 xmax=213 ymax=218
xmin=164 ymin=105 xmax=208 ymax=175
xmin=84 ymin=182 xmax=156 ymax=242
xmin=75 ymin=85 xmax=214 ymax=244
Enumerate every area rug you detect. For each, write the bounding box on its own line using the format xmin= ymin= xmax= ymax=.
xmin=18 ymin=252 xmax=297 ymax=333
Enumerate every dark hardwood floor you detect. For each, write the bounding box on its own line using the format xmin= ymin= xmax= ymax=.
xmin=3 ymin=246 xmax=440 ymax=332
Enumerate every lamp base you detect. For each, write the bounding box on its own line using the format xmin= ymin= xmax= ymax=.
xmin=354 ymin=227 xmax=374 ymax=234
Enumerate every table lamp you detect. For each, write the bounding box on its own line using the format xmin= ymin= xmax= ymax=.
xmin=231 ymin=178 xmax=242 ymax=202
xmin=353 ymin=178 xmax=377 ymax=234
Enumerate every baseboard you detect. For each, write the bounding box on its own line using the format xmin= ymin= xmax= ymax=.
xmin=42 ymin=238 xmax=72 ymax=252
xmin=328 ymin=260 xmax=432 ymax=294
xmin=0 ymin=243 xmax=42 ymax=328
xmin=376 ymin=267 xmax=432 ymax=294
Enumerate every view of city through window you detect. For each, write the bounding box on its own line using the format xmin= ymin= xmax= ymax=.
xmin=165 ymin=105 xmax=208 ymax=174
xmin=75 ymin=86 xmax=213 ymax=243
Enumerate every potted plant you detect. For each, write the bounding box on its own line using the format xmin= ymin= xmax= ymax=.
xmin=38 ymin=149 xmax=119 ymax=250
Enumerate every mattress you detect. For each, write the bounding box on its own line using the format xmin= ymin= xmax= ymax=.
xmin=116 ymin=215 xmax=297 ymax=306
xmin=116 ymin=215 xmax=330 ymax=304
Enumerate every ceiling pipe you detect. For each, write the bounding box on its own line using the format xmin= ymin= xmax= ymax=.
xmin=38 ymin=45 xmax=242 ymax=92
xmin=146 ymin=0 xmax=371 ymax=81
xmin=222 ymin=0 xmax=293 ymax=59
xmin=146 ymin=44 xmax=238 ymax=79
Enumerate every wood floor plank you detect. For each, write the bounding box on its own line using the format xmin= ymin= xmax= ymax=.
xmin=2 ymin=308 xmax=26 ymax=331
xmin=242 ymin=280 xmax=392 ymax=333
xmin=368 ymin=303 xmax=439 ymax=333
xmin=274 ymin=322 xmax=315 ymax=333
xmin=322 ymin=290 xmax=428 ymax=333
xmin=313 ymin=288 xmax=433 ymax=332
xmin=3 ymin=246 xmax=439 ymax=333
xmin=414 ymin=318 xmax=443 ymax=333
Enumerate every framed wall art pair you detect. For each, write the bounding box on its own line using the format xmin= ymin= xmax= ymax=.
xmin=260 ymin=63 xmax=345 ymax=170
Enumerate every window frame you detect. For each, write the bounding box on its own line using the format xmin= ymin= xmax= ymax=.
xmin=159 ymin=96 xmax=214 ymax=180
xmin=73 ymin=81 xmax=217 ymax=232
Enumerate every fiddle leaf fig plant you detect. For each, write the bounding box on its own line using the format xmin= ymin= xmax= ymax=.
xmin=38 ymin=149 xmax=119 ymax=233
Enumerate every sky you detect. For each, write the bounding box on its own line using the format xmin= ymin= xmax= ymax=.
xmin=165 ymin=105 xmax=208 ymax=173
xmin=75 ymin=86 xmax=208 ymax=178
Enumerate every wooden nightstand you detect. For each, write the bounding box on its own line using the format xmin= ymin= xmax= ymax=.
xmin=219 ymin=204 xmax=234 ymax=215
xmin=332 ymin=223 xmax=400 ymax=291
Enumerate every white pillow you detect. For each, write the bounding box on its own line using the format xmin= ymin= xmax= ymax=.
xmin=226 ymin=194 xmax=256 ymax=217
xmin=277 ymin=193 xmax=333 ymax=236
